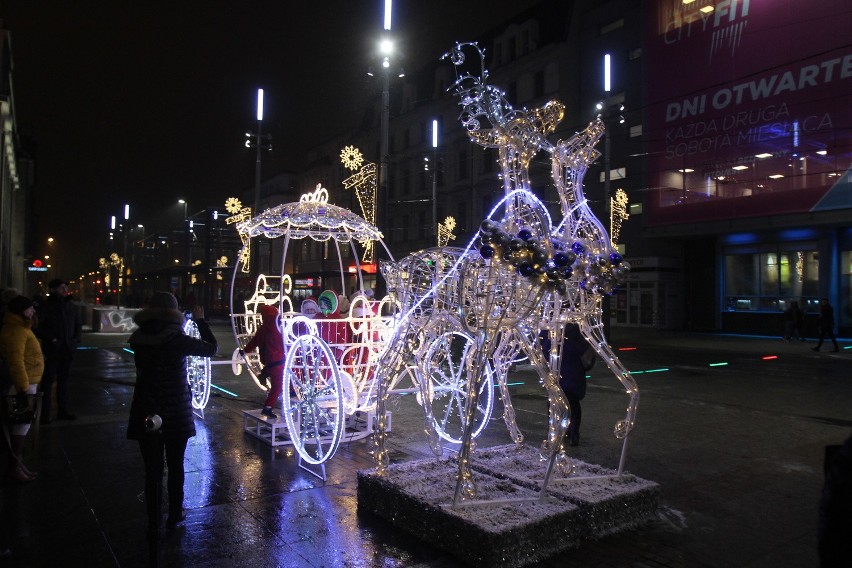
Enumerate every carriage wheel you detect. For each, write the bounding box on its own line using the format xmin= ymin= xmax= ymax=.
xmin=422 ymin=331 xmax=494 ymax=444
xmin=184 ymin=320 xmax=212 ymax=411
xmin=231 ymin=347 xmax=244 ymax=376
xmin=283 ymin=335 xmax=345 ymax=465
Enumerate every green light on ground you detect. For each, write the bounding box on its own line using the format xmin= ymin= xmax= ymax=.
xmin=709 ymin=362 xmax=729 ymax=367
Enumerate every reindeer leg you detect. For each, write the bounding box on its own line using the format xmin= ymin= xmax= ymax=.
xmin=492 ymin=331 xmax=524 ymax=444
xmin=452 ymin=330 xmax=497 ymax=507
xmin=579 ymin=314 xmax=639 ymax=475
xmin=517 ymin=328 xmax=570 ymax=497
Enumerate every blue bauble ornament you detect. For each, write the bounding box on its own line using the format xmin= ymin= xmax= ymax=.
xmin=562 ymin=267 xmax=574 ymax=279
xmin=610 ymin=252 xmax=623 ymax=265
xmin=546 ymin=268 xmax=561 ymax=280
xmin=494 ymin=231 xmax=511 ymax=247
xmin=597 ymin=255 xmax=609 ymax=267
xmin=553 ymin=252 xmax=570 ymax=267
xmin=517 ymin=228 xmax=533 ymax=241
xmin=480 ymin=220 xmax=500 ymax=235
xmin=479 ymin=245 xmax=495 ymax=259
xmin=518 ymin=262 xmax=535 ymax=277
xmin=509 ymin=237 xmax=525 ymax=252
xmin=572 ymin=242 xmax=585 ymax=254
xmin=580 ymin=279 xmax=588 ymax=290
xmin=532 ymin=248 xmax=549 ymax=266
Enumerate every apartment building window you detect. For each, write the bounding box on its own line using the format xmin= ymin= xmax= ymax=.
xmin=507 ymin=81 xmax=517 ymax=105
xmin=600 ymin=19 xmax=624 ymax=35
xmin=520 ymin=29 xmax=530 ymax=55
xmin=458 ymin=149 xmax=468 ymax=180
xmin=534 ymin=71 xmax=544 ymax=98
xmin=482 ymin=149 xmax=494 ymax=174
xmin=388 ymin=172 xmax=397 ymax=200
xmin=493 ymin=41 xmax=503 ymax=66
xmin=456 ymin=202 xmax=468 ymax=233
xmin=401 ymin=215 xmax=410 ymax=241
xmin=401 ymin=162 xmax=410 ymax=195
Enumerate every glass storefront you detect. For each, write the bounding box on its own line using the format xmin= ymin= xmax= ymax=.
xmin=724 ymin=244 xmax=819 ymax=313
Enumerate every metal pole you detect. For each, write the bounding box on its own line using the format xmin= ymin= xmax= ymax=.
xmin=379 ymin=70 xmax=389 ymax=237
xmin=602 ymin=101 xmax=612 ymax=341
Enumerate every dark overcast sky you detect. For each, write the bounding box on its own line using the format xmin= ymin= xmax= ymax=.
xmin=3 ymin=0 xmax=543 ymax=279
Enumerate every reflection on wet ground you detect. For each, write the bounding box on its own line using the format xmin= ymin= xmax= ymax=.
xmin=1 ymin=324 xmax=842 ymax=566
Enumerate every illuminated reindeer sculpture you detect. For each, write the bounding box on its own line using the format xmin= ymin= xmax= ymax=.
xmin=372 ymin=43 xmax=638 ymax=506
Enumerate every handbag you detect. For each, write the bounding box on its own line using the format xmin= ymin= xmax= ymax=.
xmin=4 ymin=392 xmax=37 ymax=424
xmin=580 ymin=346 xmax=597 ymax=372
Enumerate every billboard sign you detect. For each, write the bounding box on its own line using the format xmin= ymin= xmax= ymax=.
xmin=645 ymin=0 xmax=852 ymax=225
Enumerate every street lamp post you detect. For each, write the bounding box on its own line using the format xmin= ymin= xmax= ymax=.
xmin=245 ymin=88 xmax=272 ymax=274
xmin=597 ymin=53 xmax=625 ymax=340
xmin=432 ymin=119 xmax=439 ymax=242
xmin=120 ymin=204 xmax=129 ymax=308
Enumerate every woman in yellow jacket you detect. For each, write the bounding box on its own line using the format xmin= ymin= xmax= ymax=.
xmin=0 ymin=295 xmax=44 ymax=482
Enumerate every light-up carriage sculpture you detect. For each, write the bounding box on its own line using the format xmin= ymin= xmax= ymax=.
xmin=228 ymin=188 xmax=400 ymax=473
xmin=372 ymin=42 xmax=639 ymax=506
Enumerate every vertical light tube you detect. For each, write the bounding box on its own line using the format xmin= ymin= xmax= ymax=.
xmin=604 ymin=53 xmax=611 ymax=92
xmin=257 ymin=88 xmax=264 ymax=121
xmin=384 ymin=0 xmax=393 ymax=30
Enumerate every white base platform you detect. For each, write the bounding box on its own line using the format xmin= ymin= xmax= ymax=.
xmin=242 ymin=408 xmax=391 ymax=448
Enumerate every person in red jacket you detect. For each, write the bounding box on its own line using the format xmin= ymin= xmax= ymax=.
xmin=242 ymin=304 xmax=285 ymax=419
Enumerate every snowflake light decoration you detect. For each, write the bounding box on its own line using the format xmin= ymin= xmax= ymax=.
xmin=225 ymin=197 xmax=243 ymax=215
xmin=340 ymin=145 xmax=364 ymax=171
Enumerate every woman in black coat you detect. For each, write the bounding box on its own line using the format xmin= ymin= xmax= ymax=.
xmin=127 ymin=292 xmax=217 ymax=536
xmin=558 ymin=323 xmax=589 ymax=446
xmin=541 ymin=323 xmax=589 ymax=447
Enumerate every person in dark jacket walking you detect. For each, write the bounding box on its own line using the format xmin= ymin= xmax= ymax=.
xmin=812 ymin=298 xmax=840 ymax=352
xmin=542 ymin=323 xmax=589 ymax=447
xmin=36 ymin=279 xmax=81 ymax=422
xmin=127 ymin=292 xmax=217 ymax=546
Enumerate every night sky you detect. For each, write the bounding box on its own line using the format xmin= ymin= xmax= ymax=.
xmin=3 ymin=0 xmax=542 ymax=279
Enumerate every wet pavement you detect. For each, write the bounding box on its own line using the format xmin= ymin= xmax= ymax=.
xmin=1 ymin=321 xmax=849 ymax=567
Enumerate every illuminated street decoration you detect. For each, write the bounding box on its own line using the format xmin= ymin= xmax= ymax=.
xmin=340 ymin=145 xmax=365 ymax=170
xmin=225 ymin=197 xmax=252 ymax=272
xmin=437 ymin=216 xmax=457 ymax=247
xmin=232 ymin=194 xmax=406 ymax=476
xmin=796 ymin=251 xmax=804 ymax=282
xmin=610 ymin=188 xmax=629 ymax=244
xmin=99 ymin=253 xmax=123 ymax=292
xmin=190 ymin=259 xmax=202 ymax=284
xmin=184 ymin=318 xmax=212 ymax=416
xmin=341 ymin=146 xmax=378 ymax=263
xmin=216 ymin=256 xmax=228 ymax=280
xmin=371 ymin=43 xmax=637 ymax=507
